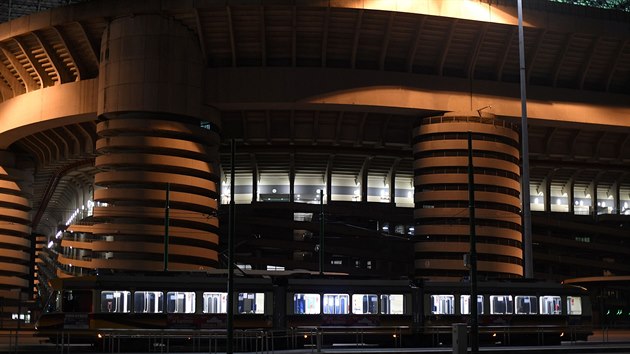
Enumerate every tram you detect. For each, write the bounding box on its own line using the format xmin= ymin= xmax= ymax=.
xmin=36 ymin=270 xmax=592 ymax=348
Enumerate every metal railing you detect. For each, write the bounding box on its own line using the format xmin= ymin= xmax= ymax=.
xmin=33 ymin=323 xmax=598 ymax=353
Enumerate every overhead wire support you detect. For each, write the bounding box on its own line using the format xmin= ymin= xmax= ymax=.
xmin=517 ymin=0 xmax=533 ymax=279
xmin=319 ymin=189 xmax=325 ymax=275
xmin=227 ymin=139 xmax=236 ymax=354
xmin=468 ymin=132 xmax=479 ymax=354
xmin=164 ymin=182 xmax=170 ymax=272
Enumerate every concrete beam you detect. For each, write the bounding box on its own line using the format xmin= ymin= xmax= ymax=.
xmin=205 ymin=67 xmax=630 ymax=128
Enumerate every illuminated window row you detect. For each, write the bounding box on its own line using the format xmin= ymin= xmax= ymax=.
xmin=430 ymin=294 xmax=582 ymax=315
xmin=292 ymin=293 xmax=404 ymax=315
xmin=100 ymin=291 xmax=264 ymax=314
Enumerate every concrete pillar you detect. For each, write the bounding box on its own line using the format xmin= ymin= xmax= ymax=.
xmin=0 ymin=151 xmax=32 ymax=290
xmin=413 ymin=112 xmax=523 ymax=280
xmin=61 ymin=15 xmax=221 ymax=272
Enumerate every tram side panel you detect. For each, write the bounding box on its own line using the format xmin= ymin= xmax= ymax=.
xmin=283 ymin=279 xmax=417 ymax=347
xmin=420 ymin=281 xmax=593 ymax=345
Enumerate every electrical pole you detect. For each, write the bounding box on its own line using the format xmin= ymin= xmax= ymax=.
xmin=319 ymin=189 xmax=325 ymax=275
xmin=517 ymin=0 xmax=533 ymax=278
xmin=163 ymin=183 xmax=170 ymax=272
xmin=227 ymin=140 xmax=235 ymax=354
xmin=468 ymin=132 xmax=479 ymax=354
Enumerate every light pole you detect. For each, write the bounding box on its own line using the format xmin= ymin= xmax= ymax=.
xmin=319 ymin=189 xmax=325 ymax=275
xmin=164 ymin=183 xmax=170 ymax=272
xmin=227 ymin=139 xmax=235 ymax=354
xmin=468 ymin=132 xmax=479 ymax=354
xmin=517 ymin=0 xmax=533 ymax=278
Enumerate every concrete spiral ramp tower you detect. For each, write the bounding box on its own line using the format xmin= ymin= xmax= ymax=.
xmin=63 ymin=15 xmax=221 ymax=272
xmin=0 ymin=152 xmax=32 ymax=289
xmin=413 ymin=112 xmax=523 ymax=280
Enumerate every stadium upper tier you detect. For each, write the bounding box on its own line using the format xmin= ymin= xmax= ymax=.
xmin=0 ymin=0 xmax=628 ymax=289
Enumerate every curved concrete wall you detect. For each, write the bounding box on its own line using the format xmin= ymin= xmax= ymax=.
xmin=0 ymin=152 xmax=31 ymax=289
xmin=413 ymin=113 xmax=523 ymax=280
xmin=60 ymin=15 xmax=221 ymax=273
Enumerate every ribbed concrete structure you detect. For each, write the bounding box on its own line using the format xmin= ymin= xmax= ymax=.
xmin=0 ymin=152 xmax=32 ymax=289
xmin=413 ymin=113 xmax=523 ymax=280
xmin=61 ymin=117 xmax=221 ymax=271
xmin=59 ymin=15 xmax=221 ymax=272
xmin=0 ymin=0 xmax=629 ymax=295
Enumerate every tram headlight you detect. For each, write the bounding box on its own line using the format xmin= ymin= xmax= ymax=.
xmin=560 ymin=332 xmax=564 ymax=337
xmin=97 ymin=333 xmax=102 ymax=339
xmin=304 ymin=334 xmax=308 ymax=339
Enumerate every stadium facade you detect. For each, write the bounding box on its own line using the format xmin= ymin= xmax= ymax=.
xmin=0 ymin=0 xmax=629 ymax=324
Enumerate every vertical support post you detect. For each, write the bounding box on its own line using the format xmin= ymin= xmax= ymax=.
xmin=289 ymin=154 xmax=295 ymax=202
xmin=517 ymin=0 xmax=533 ymax=278
xmin=14 ymin=292 xmax=21 ymax=354
xmin=545 ymin=177 xmax=552 ymax=214
xmin=567 ymin=180 xmax=575 ymax=214
xmin=615 ymin=183 xmax=621 ymax=215
xmin=468 ymin=132 xmax=479 ymax=354
xmin=227 ymin=139 xmax=236 ymax=354
xmin=319 ymin=189 xmax=325 ymax=275
xmin=163 ymin=183 xmax=170 ymax=272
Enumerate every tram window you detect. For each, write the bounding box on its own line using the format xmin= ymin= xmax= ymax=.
xmin=62 ymin=290 xmax=92 ymax=312
xmin=540 ymin=296 xmax=562 ymax=315
xmin=238 ymin=293 xmax=264 ymax=314
xmin=380 ymin=294 xmax=404 ymax=315
xmin=133 ymin=291 xmax=164 ymax=313
xmin=203 ymin=292 xmax=227 ymax=314
xmin=323 ymin=294 xmax=349 ymax=314
xmin=567 ymin=296 xmax=582 ymax=315
xmin=100 ymin=291 xmax=131 ymax=313
xmin=352 ymin=294 xmax=378 ymax=314
xmin=430 ymin=295 xmax=455 ymax=315
xmin=167 ymin=292 xmax=196 ymax=314
xmin=293 ymin=293 xmax=320 ymax=314
xmin=490 ymin=295 xmax=513 ymax=314
xmin=460 ymin=295 xmax=484 ymax=315
xmin=515 ymin=296 xmax=538 ymax=315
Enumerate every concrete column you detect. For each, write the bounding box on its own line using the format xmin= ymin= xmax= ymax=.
xmin=413 ymin=112 xmax=523 ymax=280
xmin=0 ymin=151 xmax=32 ymax=290
xmin=68 ymin=15 xmax=222 ymax=272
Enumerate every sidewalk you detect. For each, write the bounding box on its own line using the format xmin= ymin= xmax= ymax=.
xmin=588 ymin=329 xmax=630 ymax=343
